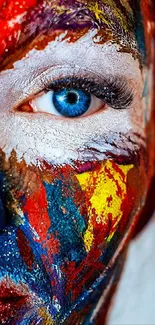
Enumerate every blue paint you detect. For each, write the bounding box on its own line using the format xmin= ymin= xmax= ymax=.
xmin=45 ymin=179 xmax=87 ymax=265
xmin=134 ymin=2 xmax=146 ymax=60
xmin=0 ymin=172 xmax=123 ymax=324
xmin=0 ymin=173 xmax=6 ymax=231
xmin=0 ymin=197 xmax=5 ymax=231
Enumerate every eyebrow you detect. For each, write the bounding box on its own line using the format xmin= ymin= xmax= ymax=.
xmin=0 ymin=0 xmax=144 ymax=70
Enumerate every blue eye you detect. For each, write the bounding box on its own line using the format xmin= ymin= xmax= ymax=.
xmin=30 ymin=84 xmax=103 ymax=118
xmin=21 ymin=77 xmax=133 ymax=117
xmin=52 ymin=89 xmax=91 ymax=117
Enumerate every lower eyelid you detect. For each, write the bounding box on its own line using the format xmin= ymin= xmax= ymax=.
xmin=17 ymin=103 xmax=34 ymax=113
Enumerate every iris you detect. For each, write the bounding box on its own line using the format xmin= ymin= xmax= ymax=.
xmin=52 ymin=89 xmax=91 ymax=117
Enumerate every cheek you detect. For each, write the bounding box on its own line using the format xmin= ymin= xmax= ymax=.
xmin=19 ymin=159 xmax=144 ymax=266
xmin=76 ymin=160 xmax=144 ymax=252
xmin=0 ymin=150 xmax=148 ymax=322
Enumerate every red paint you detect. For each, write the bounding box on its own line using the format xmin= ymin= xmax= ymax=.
xmin=105 ymin=164 xmax=123 ymax=198
xmin=0 ymin=0 xmax=37 ymax=18
xmin=107 ymin=195 xmax=113 ymax=207
xmin=0 ymin=0 xmax=38 ymax=59
xmin=0 ymin=278 xmax=30 ymax=324
xmin=111 ymin=161 xmax=126 ymax=182
xmin=42 ymin=235 xmax=60 ymax=256
xmin=0 ymin=279 xmax=30 ymax=300
xmin=23 ymin=176 xmax=51 ymax=242
xmin=23 ymin=175 xmax=60 ymax=274
xmin=17 ymin=228 xmax=34 ymax=270
xmin=63 ymin=248 xmax=104 ymax=301
xmin=75 ymin=161 xmax=102 ymax=174
xmin=62 ymin=224 xmax=109 ymax=300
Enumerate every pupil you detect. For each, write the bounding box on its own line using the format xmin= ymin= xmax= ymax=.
xmin=67 ymin=91 xmax=78 ymax=105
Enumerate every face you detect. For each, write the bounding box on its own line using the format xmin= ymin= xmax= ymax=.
xmin=0 ymin=1 xmax=154 ymax=324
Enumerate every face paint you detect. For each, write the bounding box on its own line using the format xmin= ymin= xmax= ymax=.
xmin=0 ymin=0 xmax=144 ymax=67
xmin=0 ymin=151 xmax=145 ymax=324
xmin=0 ymin=0 xmax=154 ymax=324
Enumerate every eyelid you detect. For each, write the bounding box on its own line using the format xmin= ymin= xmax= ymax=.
xmin=45 ymin=76 xmax=133 ymax=110
xmin=13 ymin=65 xmax=133 ymax=111
xmin=23 ymin=65 xmax=102 ymax=99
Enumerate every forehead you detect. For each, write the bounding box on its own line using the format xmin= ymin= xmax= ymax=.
xmin=0 ymin=0 xmax=144 ymax=67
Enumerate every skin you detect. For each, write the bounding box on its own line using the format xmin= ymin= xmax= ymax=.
xmin=0 ymin=1 xmax=154 ymax=324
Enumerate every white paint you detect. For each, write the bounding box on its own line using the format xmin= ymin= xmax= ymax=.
xmin=8 ymin=12 xmax=26 ymax=28
xmin=107 ymin=216 xmax=155 ymax=325
xmin=0 ymin=30 xmax=146 ymax=165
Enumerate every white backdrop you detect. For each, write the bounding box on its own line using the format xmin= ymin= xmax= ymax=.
xmin=107 ymin=215 xmax=155 ymax=325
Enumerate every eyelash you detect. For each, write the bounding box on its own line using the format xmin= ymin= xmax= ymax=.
xmin=45 ymin=76 xmax=133 ymax=110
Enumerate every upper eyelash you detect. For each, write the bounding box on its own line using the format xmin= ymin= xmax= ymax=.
xmin=45 ymin=76 xmax=133 ymax=110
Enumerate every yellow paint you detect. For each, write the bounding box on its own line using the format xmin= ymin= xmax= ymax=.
xmin=87 ymin=2 xmax=112 ymax=27
xmin=48 ymin=0 xmax=133 ymax=35
xmin=38 ymin=307 xmax=54 ymax=325
xmin=87 ymin=0 xmax=132 ymax=33
xmin=76 ymin=161 xmax=133 ymax=252
xmin=104 ymin=0 xmax=130 ymax=32
xmin=120 ymin=0 xmax=132 ymax=14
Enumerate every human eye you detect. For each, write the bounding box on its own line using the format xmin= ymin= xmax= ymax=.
xmin=16 ymin=75 xmax=133 ymax=118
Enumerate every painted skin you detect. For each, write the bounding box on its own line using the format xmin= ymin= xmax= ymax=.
xmin=0 ymin=1 xmax=154 ymax=324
